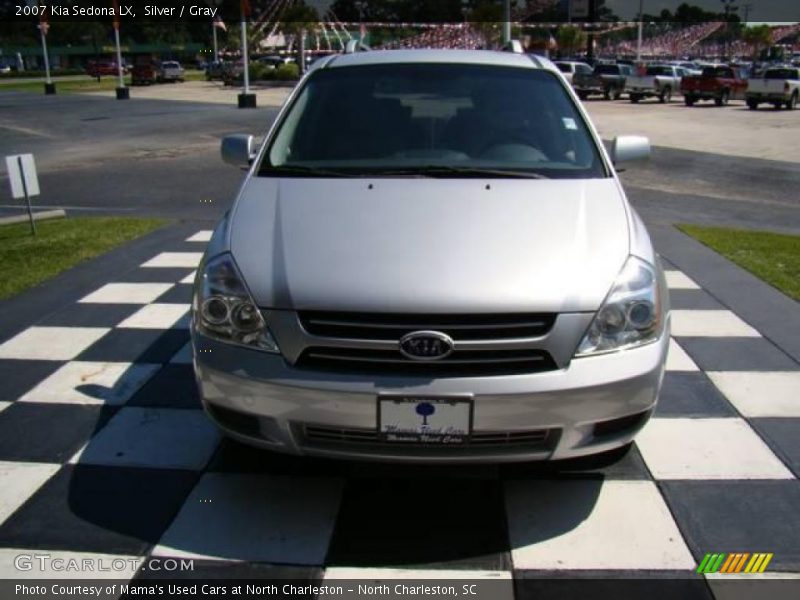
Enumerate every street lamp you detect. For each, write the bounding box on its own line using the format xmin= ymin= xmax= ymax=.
xmin=636 ymin=0 xmax=644 ymax=62
xmin=461 ymin=0 xmax=470 ymax=48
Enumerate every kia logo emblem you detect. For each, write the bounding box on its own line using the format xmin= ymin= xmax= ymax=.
xmin=399 ymin=331 xmax=454 ymax=361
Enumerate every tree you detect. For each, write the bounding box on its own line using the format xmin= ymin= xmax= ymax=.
xmin=555 ymin=25 xmax=585 ymax=56
xmin=742 ymin=24 xmax=773 ymax=59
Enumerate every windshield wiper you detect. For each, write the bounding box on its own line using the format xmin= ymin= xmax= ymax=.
xmin=258 ymin=165 xmax=354 ymax=178
xmin=371 ymin=166 xmax=550 ymax=179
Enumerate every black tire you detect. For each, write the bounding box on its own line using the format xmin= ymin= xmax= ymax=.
xmin=788 ymin=93 xmax=798 ymax=110
xmin=577 ymin=90 xmax=588 ymax=100
xmin=603 ymin=88 xmax=611 ymax=100
xmin=659 ymin=87 xmax=672 ymax=103
xmin=611 ymin=86 xmax=622 ymax=100
xmin=747 ymin=98 xmax=759 ymax=110
xmin=630 ymin=94 xmax=640 ymax=103
xmin=684 ymin=95 xmax=695 ymax=106
xmin=715 ymin=89 xmax=730 ymax=106
xmin=773 ymin=101 xmax=783 ymax=110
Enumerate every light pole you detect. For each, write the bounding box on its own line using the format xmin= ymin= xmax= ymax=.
xmin=636 ymin=0 xmax=644 ymax=62
xmin=502 ymin=0 xmax=511 ymax=46
xmin=461 ymin=0 xmax=469 ymax=48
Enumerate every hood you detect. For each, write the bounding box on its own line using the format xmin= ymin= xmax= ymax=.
xmin=230 ymin=177 xmax=630 ymax=313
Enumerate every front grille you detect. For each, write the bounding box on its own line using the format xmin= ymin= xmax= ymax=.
xmin=298 ymin=311 xmax=556 ymax=341
xmin=296 ymin=347 xmax=557 ymax=377
xmin=301 ymin=424 xmax=555 ymax=451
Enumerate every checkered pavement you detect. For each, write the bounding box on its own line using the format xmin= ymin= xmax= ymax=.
xmin=0 ymin=229 xmax=797 ymax=593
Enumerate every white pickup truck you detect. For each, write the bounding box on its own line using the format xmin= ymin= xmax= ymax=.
xmin=626 ymin=65 xmax=684 ymax=104
xmin=746 ymin=67 xmax=800 ymax=110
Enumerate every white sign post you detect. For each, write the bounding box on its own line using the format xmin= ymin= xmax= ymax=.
xmin=5 ymin=154 xmax=40 ymax=235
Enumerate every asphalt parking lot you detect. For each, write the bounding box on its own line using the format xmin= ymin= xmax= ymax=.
xmin=0 ymin=81 xmax=798 ymax=595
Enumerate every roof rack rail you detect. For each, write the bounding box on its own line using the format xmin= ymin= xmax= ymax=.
xmin=344 ymin=40 xmax=371 ymax=54
xmin=502 ymin=40 xmax=524 ymax=54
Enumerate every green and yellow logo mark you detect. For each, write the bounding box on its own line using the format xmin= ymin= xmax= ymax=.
xmin=697 ymin=552 xmax=773 ymax=574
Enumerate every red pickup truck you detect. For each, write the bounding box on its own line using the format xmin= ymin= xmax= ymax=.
xmin=680 ymin=65 xmax=748 ymax=106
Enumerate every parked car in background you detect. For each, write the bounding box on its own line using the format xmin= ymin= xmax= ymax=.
xmin=205 ymin=60 xmax=227 ymax=81
xmin=671 ymin=61 xmax=701 ymax=76
xmin=158 ymin=61 xmax=185 ymax=83
xmin=680 ymin=65 xmax=748 ymax=106
xmin=746 ymin=66 xmax=800 ymax=110
xmin=627 ymin=65 xmax=683 ymax=103
xmin=257 ymin=55 xmax=294 ymax=68
xmin=131 ymin=62 xmax=159 ymax=86
xmin=196 ymin=49 xmax=667 ymax=464
xmin=554 ymin=60 xmax=593 ymax=85
xmin=85 ymin=61 xmax=122 ymax=78
xmin=573 ymin=63 xmax=633 ymax=100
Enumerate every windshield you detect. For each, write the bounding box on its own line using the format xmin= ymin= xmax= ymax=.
xmin=555 ymin=62 xmax=572 ymax=73
xmin=262 ymin=63 xmax=606 ymax=179
xmin=765 ymin=68 xmax=798 ymax=79
xmin=594 ymin=65 xmax=619 ymax=75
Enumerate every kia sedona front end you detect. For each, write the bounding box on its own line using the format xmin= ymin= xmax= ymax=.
xmin=191 ymin=49 xmax=669 ymax=463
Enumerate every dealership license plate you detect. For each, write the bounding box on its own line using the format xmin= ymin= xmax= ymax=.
xmin=378 ymin=397 xmax=472 ymax=443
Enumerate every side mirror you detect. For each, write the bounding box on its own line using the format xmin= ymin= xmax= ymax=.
xmin=221 ymin=134 xmax=255 ymax=168
xmin=610 ymin=135 xmax=650 ymax=164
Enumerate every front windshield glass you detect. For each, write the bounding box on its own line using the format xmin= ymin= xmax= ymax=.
xmin=261 ymin=63 xmax=606 ymax=179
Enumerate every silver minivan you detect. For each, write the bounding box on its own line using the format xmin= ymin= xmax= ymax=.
xmin=191 ymin=48 xmax=668 ymax=463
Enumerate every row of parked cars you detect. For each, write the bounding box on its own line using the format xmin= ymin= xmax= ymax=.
xmin=556 ymin=59 xmax=800 ymax=110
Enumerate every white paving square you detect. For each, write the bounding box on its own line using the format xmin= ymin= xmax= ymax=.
xmin=152 ymin=473 xmax=343 ymax=563
xmin=505 ymin=479 xmax=695 ymax=570
xmin=78 ymin=283 xmax=173 ymax=305
xmin=670 ymin=310 xmax=761 ymax=337
xmin=0 ymin=548 xmax=142 ymax=579
xmin=0 ymin=462 xmax=60 ymax=526
xmin=141 ymin=252 xmax=203 ymax=268
xmin=665 ymin=270 xmax=700 ymax=290
xmin=0 ymin=327 xmax=110 ymax=361
xmin=666 ymin=338 xmax=699 ymax=371
xmin=116 ymin=304 xmax=190 ymax=330
xmin=71 ymin=408 xmax=220 ymax=470
xmin=180 ymin=271 xmax=197 ymax=284
xmin=0 ymin=401 xmax=10 ymax=415
xmin=707 ymin=372 xmax=800 ymax=417
xmin=18 ymin=361 xmax=160 ymax=406
xmin=169 ymin=343 xmax=193 ymax=365
xmin=636 ymin=418 xmax=794 ymax=480
xmin=186 ymin=231 xmax=213 ymax=242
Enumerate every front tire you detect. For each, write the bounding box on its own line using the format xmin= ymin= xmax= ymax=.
xmin=684 ymin=94 xmax=696 ymax=106
xmin=747 ymin=98 xmax=759 ymax=110
xmin=715 ymin=89 xmax=730 ymax=106
xmin=630 ymin=94 xmax=641 ymax=103
xmin=577 ymin=90 xmax=588 ymax=100
xmin=786 ymin=93 xmax=797 ymax=110
xmin=659 ymin=87 xmax=672 ymax=103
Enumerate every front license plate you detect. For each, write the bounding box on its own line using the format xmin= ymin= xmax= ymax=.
xmin=378 ymin=397 xmax=473 ymax=444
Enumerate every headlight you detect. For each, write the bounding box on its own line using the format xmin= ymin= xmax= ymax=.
xmin=193 ymin=253 xmax=280 ymax=353
xmin=575 ymin=256 xmax=663 ymax=357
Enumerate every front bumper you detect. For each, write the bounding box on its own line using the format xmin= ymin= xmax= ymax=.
xmin=193 ymin=329 xmax=669 ymax=463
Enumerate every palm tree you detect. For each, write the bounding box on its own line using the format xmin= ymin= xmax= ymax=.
xmin=742 ymin=24 xmax=773 ymax=60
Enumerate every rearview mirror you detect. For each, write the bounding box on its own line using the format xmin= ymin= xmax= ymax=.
xmin=610 ymin=135 xmax=650 ymax=164
xmin=221 ymin=134 xmax=255 ymax=168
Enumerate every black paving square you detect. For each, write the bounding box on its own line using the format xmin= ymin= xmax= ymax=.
xmin=38 ymin=303 xmax=141 ymax=328
xmin=655 ymin=372 xmax=736 ymax=417
xmin=668 ymin=290 xmax=725 ymax=310
xmin=749 ymin=418 xmax=800 ymax=479
xmin=677 ymin=338 xmax=797 ymax=371
xmin=0 ymin=465 xmax=198 ymax=555
xmin=0 ymin=359 xmax=62 ymax=402
xmin=128 ymin=364 xmax=200 ymax=409
xmin=0 ymin=402 xmax=116 ymax=463
xmin=660 ymin=480 xmax=800 ymax=571
xmin=326 ymin=478 xmax=510 ymax=570
xmin=77 ymin=328 xmax=189 ymax=363
xmin=154 ymin=284 xmax=194 ymax=305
